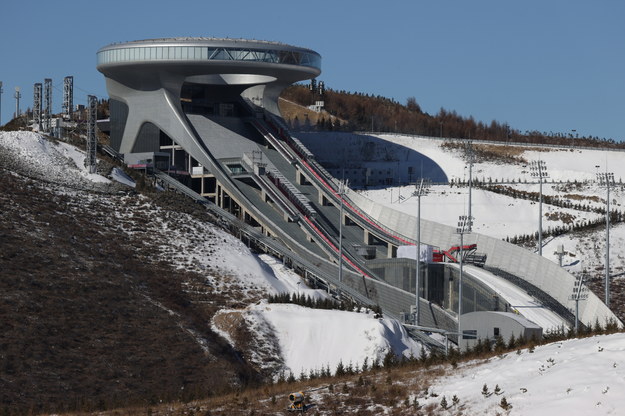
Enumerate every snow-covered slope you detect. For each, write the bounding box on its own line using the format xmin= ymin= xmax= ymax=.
xmin=0 ymin=131 xmax=112 ymax=185
xmin=423 ymin=332 xmax=625 ymax=415
xmin=360 ymin=134 xmax=625 ymax=277
xmin=246 ymin=303 xmax=422 ymax=376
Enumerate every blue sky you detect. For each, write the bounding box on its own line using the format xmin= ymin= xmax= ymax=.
xmin=1 ymin=0 xmax=623 ymax=141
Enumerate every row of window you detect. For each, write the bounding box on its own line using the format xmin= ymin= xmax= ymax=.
xmin=97 ymin=46 xmax=321 ymax=69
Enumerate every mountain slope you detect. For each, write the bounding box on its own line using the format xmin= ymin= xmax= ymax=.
xmin=0 ymin=131 xmax=426 ymax=413
xmin=0 ymin=132 xmax=265 ymax=412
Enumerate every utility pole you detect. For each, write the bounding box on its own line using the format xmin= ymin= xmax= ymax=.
xmin=597 ymin=170 xmax=615 ymax=308
xmin=413 ymin=178 xmax=430 ymax=326
xmin=529 ymin=160 xmax=548 ymax=255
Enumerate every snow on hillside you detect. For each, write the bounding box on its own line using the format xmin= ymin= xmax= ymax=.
xmin=0 ymin=131 xmax=111 ymax=185
xmin=2 ymin=131 xmax=419 ymax=378
xmin=0 ymin=131 xmax=304 ymax=295
xmin=377 ymin=134 xmax=625 ymax=183
xmin=422 ymin=332 xmax=625 ymax=415
xmin=361 ymin=134 xmax=625 ymax=276
xmin=240 ymin=303 xmax=423 ymax=377
xmin=7 ymin=129 xmax=625 ymax=408
xmin=361 ymin=184 xmax=604 ymax=240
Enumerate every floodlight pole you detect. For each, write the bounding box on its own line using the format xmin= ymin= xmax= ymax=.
xmin=338 ymin=179 xmax=349 ymax=283
xmin=570 ymin=273 xmax=588 ymax=334
xmin=466 ymin=141 xmax=474 ymax=231
xmin=14 ymin=87 xmax=21 ymax=118
xmin=456 ymin=215 xmax=472 ymax=341
xmin=597 ymin=170 xmax=614 ymax=308
xmin=0 ymin=81 xmax=3 ymax=125
xmin=539 ymin=173 xmax=543 ymax=254
xmin=414 ymin=178 xmax=430 ymax=326
xmin=530 ymin=160 xmax=548 ymax=256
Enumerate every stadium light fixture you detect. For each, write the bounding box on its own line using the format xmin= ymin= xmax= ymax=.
xmin=597 ymin=170 xmax=615 ymax=308
xmin=0 ymin=81 xmax=3 ymax=125
xmin=456 ymin=214 xmax=473 ymax=340
xmin=529 ymin=160 xmax=549 ymax=256
xmin=465 ymin=140 xmax=475 ymax=231
xmin=413 ymin=178 xmax=431 ymax=325
xmin=337 ymin=179 xmax=349 ymax=283
xmin=569 ymin=273 xmax=589 ymax=334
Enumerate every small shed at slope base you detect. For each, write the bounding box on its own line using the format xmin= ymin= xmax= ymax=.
xmin=459 ymin=311 xmax=542 ymax=351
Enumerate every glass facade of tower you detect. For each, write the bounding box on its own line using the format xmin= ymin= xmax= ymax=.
xmin=97 ymin=45 xmax=321 ymax=70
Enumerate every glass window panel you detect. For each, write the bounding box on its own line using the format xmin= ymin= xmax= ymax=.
xmin=169 ymin=47 xmax=175 ymax=59
xmin=139 ymin=48 xmax=145 ymax=60
xmin=175 ymin=47 xmax=182 ymax=59
xmin=156 ymin=47 xmax=162 ymax=59
xmin=232 ymin=50 xmax=243 ymax=59
xmin=150 ymin=47 xmax=156 ymax=59
xmin=181 ymin=47 xmax=188 ymax=59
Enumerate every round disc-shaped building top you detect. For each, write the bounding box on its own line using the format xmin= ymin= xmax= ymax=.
xmin=96 ymin=37 xmax=321 ymax=90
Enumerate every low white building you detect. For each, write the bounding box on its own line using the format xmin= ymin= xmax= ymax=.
xmin=459 ymin=311 xmax=542 ymax=351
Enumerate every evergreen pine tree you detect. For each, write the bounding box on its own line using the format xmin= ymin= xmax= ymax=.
xmin=499 ymin=397 xmax=511 ymax=410
xmin=494 ymin=335 xmax=506 ymax=352
xmin=440 ymin=396 xmax=448 ymax=409
xmin=335 ymin=360 xmax=346 ymax=377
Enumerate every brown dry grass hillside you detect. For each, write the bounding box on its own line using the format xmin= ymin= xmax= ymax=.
xmin=0 ymin=145 xmax=265 ymax=414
